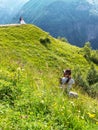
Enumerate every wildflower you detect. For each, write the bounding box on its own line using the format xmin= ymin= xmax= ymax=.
xmin=62 ymin=106 xmax=65 ymax=109
xmin=22 ymin=68 xmax=25 ymax=71
xmin=62 ymin=112 xmax=64 ymax=115
xmin=87 ymin=112 xmax=96 ymax=118
xmin=96 ymin=122 xmax=98 ymax=124
xmin=53 ymin=103 xmax=57 ymax=107
xmin=78 ymin=110 xmax=81 ymax=113
xmin=41 ymin=100 xmax=44 ymax=104
xmin=17 ymin=67 xmax=21 ymax=71
xmin=0 ymin=69 xmax=3 ymax=72
xmin=81 ymin=116 xmax=84 ymax=120
xmin=70 ymin=101 xmax=75 ymax=107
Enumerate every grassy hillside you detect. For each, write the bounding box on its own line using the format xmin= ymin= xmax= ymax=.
xmin=0 ymin=24 xmax=98 ymax=130
xmin=15 ymin=0 xmax=98 ymax=49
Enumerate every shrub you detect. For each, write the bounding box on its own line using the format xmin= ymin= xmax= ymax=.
xmin=40 ymin=37 xmax=51 ymax=46
xmin=0 ymin=80 xmax=21 ymax=105
xmin=86 ymin=64 xmax=98 ymax=85
xmin=91 ymin=50 xmax=98 ymax=65
xmin=82 ymin=42 xmax=92 ymax=61
xmin=73 ymin=67 xmax=88 ymax=88
xmin=73 ymin=66 xmax=98 ymax=97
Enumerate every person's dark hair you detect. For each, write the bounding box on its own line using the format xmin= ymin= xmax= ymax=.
xmin=64 ymin=69 xmax=71 ymax=76
xmin=64 ymin=69 xmax=71 ymax=83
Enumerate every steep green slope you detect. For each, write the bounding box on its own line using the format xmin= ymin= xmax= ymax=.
xmin=0 ymin=24 xmax=98 ymax=130
xmin=0 ymin=24 xmax=88 ymax=70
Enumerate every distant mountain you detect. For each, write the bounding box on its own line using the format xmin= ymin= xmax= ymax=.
xmin=0 ymin=0 xmax=28 ymax=24
xmin=13 ymin=0 xmax=98 ymax=49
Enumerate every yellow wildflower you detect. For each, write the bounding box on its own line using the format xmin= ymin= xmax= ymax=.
xmin=87 ymin=112 xmax=95 ymax=118
xmin=96 ymin=122 xmax=98 ymax=125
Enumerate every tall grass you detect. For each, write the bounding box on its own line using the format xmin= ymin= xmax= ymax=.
xmin=0 ymin=25 xmax=98 ymax=130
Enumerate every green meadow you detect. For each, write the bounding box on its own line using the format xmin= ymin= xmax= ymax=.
xmin=0 ymin=24 xmax=98 ymax=130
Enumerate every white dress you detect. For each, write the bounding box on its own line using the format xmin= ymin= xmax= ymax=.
xmin=20 ymin=19 xmax=26 ymax=24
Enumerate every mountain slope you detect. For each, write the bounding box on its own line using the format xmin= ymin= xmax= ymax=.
xmin=0 ymin=24 xmax=98 ymax=130
xmin=0 ymin=24 xmax=90 ymax=74
xmin=14 ymin=0 xmax=98 ymax=49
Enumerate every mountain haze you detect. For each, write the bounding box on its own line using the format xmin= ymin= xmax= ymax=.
xmin=14 ymin=0 xmax=98 ymax=49
xmin=0 ymin=0 xmax=28 ymax=24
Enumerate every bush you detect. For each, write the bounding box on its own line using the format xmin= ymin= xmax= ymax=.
xmin=0 ymin=80 xmax=21 ymax=105
xmin=73 ymin=66 xmax=98 ymax=97
xmin=73 ymin=67 xmax=88 ymax=88
xmin=82 ymin=42 xmax=92 ymax=61
xmin=91 ymin=50 xmax=98 ymax=64
xmin=86 ymin=64 xmax=98 ymax=85
xmin=40 ymin=37 xmax=51 ymax=45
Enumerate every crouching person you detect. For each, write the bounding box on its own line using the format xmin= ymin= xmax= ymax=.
xmin=60 ymin=69 xmax=78 ymax=97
